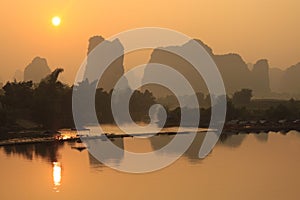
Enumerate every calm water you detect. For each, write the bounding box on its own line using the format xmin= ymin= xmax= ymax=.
xmin=1 ymin=131 xmax=300 ymax=200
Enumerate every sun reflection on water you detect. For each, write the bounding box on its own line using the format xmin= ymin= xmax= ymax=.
xmin=53 ymin=162 xmax=62 ymax=192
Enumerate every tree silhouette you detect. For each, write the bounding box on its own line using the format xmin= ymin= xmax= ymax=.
xmin=232 ymin=89 xmax=253 ymax=106
xmin=33 ymin=69 xmax=73 ymax=129
xmin=129 ymin=89 xmax=156 ymax=122
xmin=2 ymin=81 xmax=34 ymax=110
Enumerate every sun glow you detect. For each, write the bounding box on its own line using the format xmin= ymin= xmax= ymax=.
xmin=52 ymin=16 xmax=61 ymax=27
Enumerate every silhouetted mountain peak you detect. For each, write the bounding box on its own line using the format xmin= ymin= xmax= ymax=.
xmin=191 ymin=39 xmax=213 ymax=55
xmin=215 ymin=53 xmax=248 ymax=68
xmin=251 ymin=59 xmax=270 ymax=95
xmin=254 ymin=59 xmax=268 ymax=67
xmin=269 ymin=62 xmax=300 ymax=95
xmin=84 ymin=36 xmax=128 ymax=91
xmin=24 ymin=56 xmax=51 ymax=83
xmin=287 ymin=62 xmax=300 ymax=72
xmin=87 ymin=36 xmax=105 ymax=55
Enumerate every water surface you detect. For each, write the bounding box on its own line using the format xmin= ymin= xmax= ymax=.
xmin=1 ymin=131 xmax=300 ymax=200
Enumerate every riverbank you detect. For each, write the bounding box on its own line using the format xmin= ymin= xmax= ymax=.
xmin=0 ymin=130 xmax=57 ymax=146
xmin=222 ymin=120 xmax=300 ymax=134
xmin=1 ymin=122 xmax=300 ymax=146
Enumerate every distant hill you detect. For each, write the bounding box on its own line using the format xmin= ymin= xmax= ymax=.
xmin=142 ymin=39 xmax=271 ymax=97
xmin=12 ymin=69 xmax=23 ymax=82
xmin=270 ymin=63 xmax=300 ymax=95
xmin=24 ymin=57 xmax=51 ymax=83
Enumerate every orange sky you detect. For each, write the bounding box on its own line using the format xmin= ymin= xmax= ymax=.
xmin=0 ymin=0 xmax=299 ymax=83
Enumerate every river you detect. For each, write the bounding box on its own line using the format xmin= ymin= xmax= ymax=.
xmin=1 ymin=131 xmax=300 ymax=199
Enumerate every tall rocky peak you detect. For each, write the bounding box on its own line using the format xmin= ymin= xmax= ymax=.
xmin=87 ymin=36 xmax=105 ymax=55
xmin=251 ymin=59 xmax=271 ymax=96
xmin=192 ymin=39 xmax=214 ymax=55
xmin=24 ymin=57 xmax=51 ymax=83
xmin=143 ymin=41 xmax=209 ymax=97
xmin=269 ymin=67 xmax=284 ymax=92
xmin=213 ymin=53 xmax=252 ymax=94
xmin=84 ymin=36 xmax=128 ymax=92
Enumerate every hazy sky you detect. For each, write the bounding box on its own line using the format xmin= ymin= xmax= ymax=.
xmin=0 ymin=0 xmax=299 ymax=83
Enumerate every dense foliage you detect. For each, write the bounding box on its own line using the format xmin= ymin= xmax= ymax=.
xmin=1 ymin=76 xmax=300 ymax=132
xmin=0 ymin=77 xmax=157 ymax=130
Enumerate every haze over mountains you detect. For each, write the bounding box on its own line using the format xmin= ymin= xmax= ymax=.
xmin=143 ymin=39 xmax=299 ymax=99
xmin=269 ymin=63 xmax=300 ymax=95
xmin=2 ymin=36 xmax=299 ymax=99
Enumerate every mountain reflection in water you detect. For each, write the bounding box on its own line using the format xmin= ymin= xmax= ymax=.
xmin=1 ymin=131 xmax=300 ymax=200
xmin=0 ymin=132 xmax=271 ymax=168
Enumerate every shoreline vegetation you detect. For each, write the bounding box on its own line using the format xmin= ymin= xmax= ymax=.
xmin=1 ymin=69 xmax=300 ymax=147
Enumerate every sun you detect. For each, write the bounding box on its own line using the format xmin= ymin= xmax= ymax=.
xmin=52 ymin=16 xmax=61 ymax=27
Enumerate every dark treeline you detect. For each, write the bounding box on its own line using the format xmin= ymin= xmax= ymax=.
xmin=1 ymin=69 xmax=300 ymax=132
xmin=0 ymin=69 xmax=156 ymax=132
xmin=0 ymin=69 xmax=74 ymax=131
xmin=165 ymin=89 xmax=300 ymax=127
